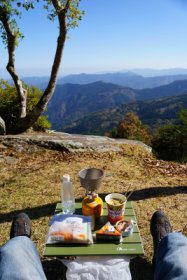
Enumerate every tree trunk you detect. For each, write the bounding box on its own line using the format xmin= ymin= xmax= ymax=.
xmin=0 ymin=11 xmax=27 ymax=119
xmin=6 ymin=5 xmax=67 ymax=134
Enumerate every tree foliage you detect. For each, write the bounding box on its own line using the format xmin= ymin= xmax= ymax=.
xmin=0 ymin=1 xmax=83 ymax=44
xmin=152 ymin=108 xmax=187 ymax=162
xmin=111 ymin=112 xmax=152 ymax=145
xmin=32 ymin=116 xmax=51 ymax=131
xmin=0 ymin=80 xmax=51 ymax=132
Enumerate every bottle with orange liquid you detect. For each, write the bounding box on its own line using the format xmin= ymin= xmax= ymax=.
xmin=82 ymin=192 xmax=103 ymax=219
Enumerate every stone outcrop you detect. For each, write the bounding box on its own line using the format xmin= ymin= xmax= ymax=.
xmin=0 ymin=131 xmax=152 ymax=153
xmin=0 ymin=117 xmax=6 ymax=135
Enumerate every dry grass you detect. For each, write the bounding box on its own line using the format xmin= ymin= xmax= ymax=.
xmin=0 ymin=144 xmax=187 ymax=279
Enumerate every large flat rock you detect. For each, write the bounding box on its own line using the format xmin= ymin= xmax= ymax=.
xmin=0 ymin=132 xmax=152 ymax=153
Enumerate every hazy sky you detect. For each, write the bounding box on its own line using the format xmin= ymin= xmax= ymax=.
xmin=1 ymin=0 xmax=187 ymax=77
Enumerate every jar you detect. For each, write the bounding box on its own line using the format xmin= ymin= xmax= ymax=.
xmin=82 ymin=193 xmax=103 ymax=218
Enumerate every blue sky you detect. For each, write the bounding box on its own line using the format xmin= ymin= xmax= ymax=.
xmin=1 ymin=0 xmax=187 ymax=77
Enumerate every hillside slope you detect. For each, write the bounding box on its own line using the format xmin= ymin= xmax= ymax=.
xmin=46 ymin=80 xmax=187 ymax=131
xmin=46 ymin=82 xmax=135 ymax=130
xmin=62 ymin=93 xmax=187 ymax=135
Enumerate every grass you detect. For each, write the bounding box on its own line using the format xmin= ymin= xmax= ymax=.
xmin=0 ymin=143 xmax=187 ymax=279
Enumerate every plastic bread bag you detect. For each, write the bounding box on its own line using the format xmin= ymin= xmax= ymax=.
xmin=46 ymin=214 xmax=93 ymax=245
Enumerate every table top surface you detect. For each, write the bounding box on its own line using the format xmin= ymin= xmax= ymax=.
xmin=43 ymin=201 xmax=144 ymax=257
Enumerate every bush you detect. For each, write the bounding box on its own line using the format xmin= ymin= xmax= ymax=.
xmin=0 ymin=80 xmax=20 ymax=120
xmin=111 ymin=112 xmax=152 ymax=145
xmin=152 ymin=108 xmax=187 ymax=162
xmin=33 ymin=116 xmax=51 ymax=132
xmin=0 ymin=80 xmax=51 ymax=132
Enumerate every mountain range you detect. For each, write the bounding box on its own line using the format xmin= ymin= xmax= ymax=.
xmin=58 ymin=72 xmax=187 ymax=89
xmin=46 ymin=79 xmax=187 ymax=133
xmin=62 ymin=93 xmax=187 ymax=135
xmin=14 ymin=71 xmax=187 ymax=90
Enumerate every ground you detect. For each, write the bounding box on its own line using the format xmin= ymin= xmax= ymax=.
xmin=0 ymin=143 xmax=187 ymax=280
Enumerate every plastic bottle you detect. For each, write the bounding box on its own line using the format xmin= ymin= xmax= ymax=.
xmin=61 ymin=174 xmax=75 ymax=214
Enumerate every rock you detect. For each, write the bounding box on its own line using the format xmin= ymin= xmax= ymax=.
xmin=0 ymin=143 xmax=7 ymax=150
xmin=0 ymin=117 xmax=6 ymax=135
xmin=5 ymin=156 xmax=18 ymax=165
xmin=0 ymin=153 xmax=5 ymax=163
xmin=0 ymin=132 xmax=152 ymax=154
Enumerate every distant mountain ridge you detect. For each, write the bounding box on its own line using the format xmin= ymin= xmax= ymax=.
xmin=10 ymin=71 xmax=187 ymax=90
xmin=46 ymin=79 xmax=187 ymax=131
xmin=58 ymin=73 xmax=187 ymax=89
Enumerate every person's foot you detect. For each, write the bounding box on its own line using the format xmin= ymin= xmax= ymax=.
xmin=10 ymin=213 xmax=31 ymax=239
xmin=150 ymin=211 xmax=172 ymax=269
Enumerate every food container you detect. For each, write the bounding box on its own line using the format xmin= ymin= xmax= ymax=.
xmin=115 ymin=219 xmax=133 ymax=237
xmin=105 ymin=193 xmax=126 ymax=224
xmin=47 ymin=214 xmax=93 ymax=244
xmin=82 ymin=193 xmax=103 ymax=218
xmin=96 ymin=221 xmax=121 ymax=243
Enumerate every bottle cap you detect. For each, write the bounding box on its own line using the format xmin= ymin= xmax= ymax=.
xmin=63 ymin=174 xmax=70 ymax=182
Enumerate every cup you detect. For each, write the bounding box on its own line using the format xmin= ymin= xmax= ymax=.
xmin=105 ymin=193 xmax=126 ymax=224
xmin=79 ymin=168 xmax=104 ymax=192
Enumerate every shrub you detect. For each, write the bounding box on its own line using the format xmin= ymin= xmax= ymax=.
xmin=33 ymin=116 xmax=51 ymax=132
xmin=111 ymin=112 xmax=152 ymax=145
xmin=152 ymin=108 xmax=187 ymax=162
xmin=0 ymin=80 xmax=51 ymax=132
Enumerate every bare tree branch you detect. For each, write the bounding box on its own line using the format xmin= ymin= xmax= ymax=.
xmin=50 ymin=0 xmax=62 ymax=11
xmin=29 ymin=2 xmax=67 ymax=113
xmin=65 ymin=0 xmax=71 ymax=12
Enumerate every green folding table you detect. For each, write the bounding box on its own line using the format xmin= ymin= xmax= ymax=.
xmin=43 ymin=201 xmax=144 ymax=257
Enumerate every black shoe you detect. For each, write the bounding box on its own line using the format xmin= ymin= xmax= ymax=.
xmin=10 ymin=213 xmax=31 ymax=239
xmin=150 ymin=211 xmax=172 ymax=269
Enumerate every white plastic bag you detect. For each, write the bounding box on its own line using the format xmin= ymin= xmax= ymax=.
xmin=61 ymin=256 xmax=132 ymax=280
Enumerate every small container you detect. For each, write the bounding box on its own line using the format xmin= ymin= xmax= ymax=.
xmin=82 ymin=193 xmax=103 ymax=218
xmin=96 ymin=221 xmax=121 ymax=243
xmin=115 ymin=219 xmax=133 ymax=237
xmin=105 ymin=193 xmax=126 ymax=224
